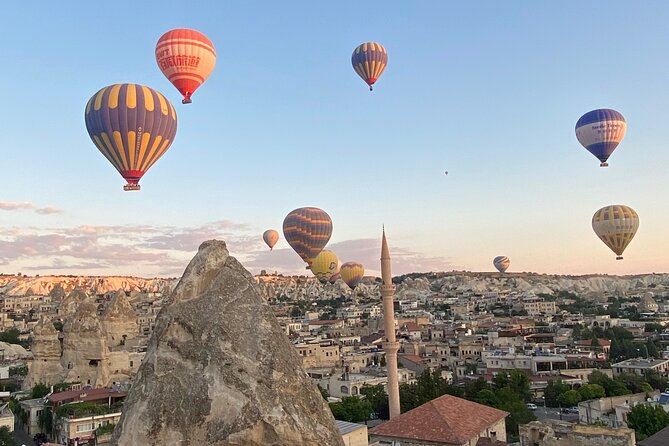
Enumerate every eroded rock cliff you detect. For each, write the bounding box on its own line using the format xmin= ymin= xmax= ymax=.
xmin=112 ymin=240 xmax=344 ymax=446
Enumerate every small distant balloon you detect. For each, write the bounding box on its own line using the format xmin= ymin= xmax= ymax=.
xmin=592 ymin=205 xmax=639 ymax=260
xmin=351 ymin=42 xmax=388 ymax=91
xmin=444 ymin=170 xmax=448 ymax=175
xmin=493 ymin=256 xmax=510 ymax=273
xmin=340 ymin=262 xmax=364 ymax=289
xmin=263 ymin=230 xmax=279 ymax=250
xmin=575 ymin=109 xmax=627 ymax=167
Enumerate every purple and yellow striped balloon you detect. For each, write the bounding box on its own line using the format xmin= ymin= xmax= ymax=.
xmin=282 ymin=207 xmax=333 ymax=264
xmin=351 ymin=42 xmax=388 ymax=91
xmin=85 ymin=83 xmax=178 ymax=190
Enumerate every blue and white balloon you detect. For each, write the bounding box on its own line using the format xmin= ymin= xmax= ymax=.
xmin=575 ymin=109 xmax=627 ymax=167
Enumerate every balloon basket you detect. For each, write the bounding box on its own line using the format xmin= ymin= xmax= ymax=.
xmin=616 ymin=256 xmax=623 ymax=260
xmin=182 ymin=98 xmax=192 ymax=104
xmin=600 ymin=162 xmax=609 ymax=167
xmin=123 ymin=184 xmax=141 ymax=191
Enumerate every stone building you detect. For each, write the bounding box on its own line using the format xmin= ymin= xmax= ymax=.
xmin=519 ymin=420 xmax=635 ymax=446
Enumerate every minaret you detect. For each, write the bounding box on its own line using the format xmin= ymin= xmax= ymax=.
xmin=381 ymin=227 xmax=401 ymax=419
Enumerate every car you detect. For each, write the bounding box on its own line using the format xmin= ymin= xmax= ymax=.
xmin=562 ymin=407 xmax=579 ymax=414
xmin=526 ymin=403 xmax=538 ymax=410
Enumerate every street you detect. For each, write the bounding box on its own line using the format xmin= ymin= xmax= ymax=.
xmin=532 ymin=406 xmax=579 ymax=423
xmin=13 ymin=427 xmax=34 ymax=446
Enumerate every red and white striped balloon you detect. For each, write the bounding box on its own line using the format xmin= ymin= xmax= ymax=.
xmin=155 ymin=28 xmax=216 ymax=104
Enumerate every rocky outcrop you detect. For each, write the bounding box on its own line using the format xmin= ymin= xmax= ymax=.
xmin=58 ymin=287 xmax=88 ymax=317
xmin=112 ymin=240 xmax=345 ymax=446
xmin=61 ymin=301 xmax=109 ymax=387
xmin=101 ymin=290 xmax=139 ymax=347
xmin=24 ymin=315 xmax=63 ymax=388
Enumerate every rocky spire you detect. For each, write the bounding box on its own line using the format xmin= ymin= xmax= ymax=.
xmin=112 ymin=240 xmax=344 ymax=446
xmin=102 ymin=290 xmax=139 ymax=346
xmin=24 ymin=315 xmax=64 ymax=388
xmin=58 ymin=286 xmax=88 ymax=317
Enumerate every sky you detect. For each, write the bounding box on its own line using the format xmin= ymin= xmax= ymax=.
xmin=1 ymin=1 xmax=668 ymax=278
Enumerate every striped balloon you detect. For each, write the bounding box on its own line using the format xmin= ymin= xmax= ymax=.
xmin=351 ymin=42 xmax=388 ymax=91
xmin=263 ymin=229 xmax=279 ymax=250
xmin=155 ymin=28 xmax=216 ymax=104
xmin=85 ymin=84 xmax=177 ymax=191
xmin=282 ymin=207 xmax=333 ymax=264
xmin=592 ymin=205 xmax=639 ymax=260
xmin=575 ymin=109 xmax=627 ymax=167
xmin=493 ymin=256 xmax=510 ymax=273
xmin=340 ymin=262 xmax=364 ymax=289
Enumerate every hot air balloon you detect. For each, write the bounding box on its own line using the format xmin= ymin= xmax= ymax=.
xmin=493 ymin=256 xmax=510 ymax=273
xmin=85 ymin=84 xmax=177 ymax=191
xmin=592 ymin=205 xmax=639 ymax=260
xmin=156 ymin=28 xmax=216 ymax=104
xmin=351 ymin=42 xmax=388 ymax=91
xmin=340 ymin=262 xmax=364 ymax=289
xmin=283 ymin=207 xmax=333 ymax=265
xmin=263 ymin=229 xmax=279 ymax=250
xmin=575 ymin=109 xmax=627 ymax=167
xmin=310 ymin=250 xmax=340 ymax=283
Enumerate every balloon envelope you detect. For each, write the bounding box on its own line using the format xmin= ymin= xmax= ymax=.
xmin=351 ymin=42 xmax=388 ymax=91
xmin=340 ymin=262 xmax=364 ymax=289
xmin=263 ymin=229 xmax=279 ymax=250
xmin=85 ymin=83 xmax=177 ymax=190
xmin=156 ymin=28 xmax=216 ymax=104
xmin=282 ymin=207 xmax=333 ymax=263
xmin=493 ymin=256 xmax=510 ymax=273
xmin=592 ymin=205 xmax=639 ymax=260
xmin=310 ymin=250 xmax=340 ymax=283
xmin=575 ymin=109 xmax=626 ymax=167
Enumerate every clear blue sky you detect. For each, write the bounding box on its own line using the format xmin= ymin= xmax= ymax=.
xmin=1 ymin=1 xmax=668 ymax=277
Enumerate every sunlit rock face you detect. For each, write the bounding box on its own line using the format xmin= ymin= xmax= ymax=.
xmin=24 ymin=315 xmax=63 ymax=388
xmin=112 ymin=240 xmax=345 ymax=446
xmin=101 ymin=290 xmax=139 ymax=347
xmin=61 ymin=300 xmax=110 ymax=388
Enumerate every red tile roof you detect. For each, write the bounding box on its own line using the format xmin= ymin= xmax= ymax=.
xmin=48 ymin=388 xmax=127 ymax=405
xmin=404 ymin=322 xmax=421 ymax=332
xmin=575 ymin=338 xmax=611 ymax=347
xmin=370 ymin=394 xmax=508 ymax=444
xmin=399 ymin=354 xmax=425 ymax=365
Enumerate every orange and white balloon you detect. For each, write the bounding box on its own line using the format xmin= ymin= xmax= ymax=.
xmin=155 ymin=28 xmax=216 ymax=104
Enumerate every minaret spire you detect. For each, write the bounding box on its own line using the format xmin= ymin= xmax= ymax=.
xmin=380 ymin=226 xmax=401 ymax=419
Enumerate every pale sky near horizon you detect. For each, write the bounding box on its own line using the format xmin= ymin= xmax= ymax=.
xmin=1 ymin=1 xmax=668 ymax=278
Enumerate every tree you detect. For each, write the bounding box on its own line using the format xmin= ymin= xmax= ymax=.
xmin=494 ymin=386 xmax=536 ymax=442
xmin=645 ymin=371 xmax=669 ymax=391
xmin=644 ymin=323 xmax=664 ymax=333
xmin=493 ymin=370 xmax=531 ymax=402
xmin=317 ymin=384 xmax=329 ymax=400
xmin=544 ymin=380 xmax=570 ymax=408
xmin=0 ymin=426 xmax=16 ymax=446
xmin=616 ymin=373 xmax=653 ymax=394
xmin=557 ymin=390 xmax=581 ymax=408
xmin=37 ymin=408 xmax=53 ymax=435
xmin=465 ymin=378 xmax=491 ymax=400
xmin=31 ymin=382 xmax=50 ymax=399
xmin=399 ymin=370 xmax=463 ymax=413
xmin=329 ymin=396 xmax=372 ymax=423
xmin=589 ymin=370 xmax=631 ymax=397
xmin=360 ymin=384 xmax=389 ymax=420
xmin=578 ymin=384 xmax=605 ymax=401
xmin=626 ymin=404 xmax=669 ymax=441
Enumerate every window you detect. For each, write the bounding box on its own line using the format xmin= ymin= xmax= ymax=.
xmin=76 ymin=423 xmax=95 ymax=432
xmin=130 ymin=361 xmax=134 ymax=367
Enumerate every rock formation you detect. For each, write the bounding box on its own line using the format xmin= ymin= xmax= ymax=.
xmin=61 ymin=300 xmax=109 ymax=387
xmin=112 ymin=240 xmax=345 ymax=446
xmin=24 ymin=316 xmax=63 ymax=388
xmin=101 ymin=290 xmax=139 ymax=347
xmin=58 ymin=287 xmax=88 ymax=317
